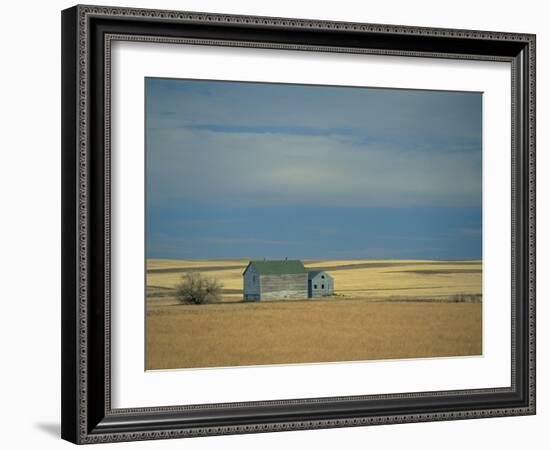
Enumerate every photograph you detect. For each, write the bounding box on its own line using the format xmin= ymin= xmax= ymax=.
xmin=145 ymin=77 xmax=483 ymax=370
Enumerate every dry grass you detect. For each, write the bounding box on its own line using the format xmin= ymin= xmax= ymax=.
xmin=146 ymin=258 xmax=482 ymax=303
xmin=147 ymin=300 xmax=481 ymax=369
xmin=146 ymin=259 xmax=482 ymax=370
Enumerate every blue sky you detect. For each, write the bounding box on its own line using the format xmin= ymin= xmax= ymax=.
xmin=146 ymin=78 xmax=482 ymax=260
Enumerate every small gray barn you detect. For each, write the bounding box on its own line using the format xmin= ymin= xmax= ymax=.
xmin=243 ymin=260 xmax=308 ymax=301
xmin=308 ymin=271 xmax=334 ymax=298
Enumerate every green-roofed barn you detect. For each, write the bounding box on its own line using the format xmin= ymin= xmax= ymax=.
xmin=243 ymin=260 xmax=308 ymax=301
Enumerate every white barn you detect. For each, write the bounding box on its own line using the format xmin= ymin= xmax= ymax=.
xmin=243 ymin=260 xmax=308 ymax=301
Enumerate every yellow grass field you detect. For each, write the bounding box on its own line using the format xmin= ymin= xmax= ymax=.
xmin=146 ymin=259 xmax=482 ymax=369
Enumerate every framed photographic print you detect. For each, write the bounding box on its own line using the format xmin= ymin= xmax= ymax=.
xmin=61 ymin=4 xmax=536 ymax=444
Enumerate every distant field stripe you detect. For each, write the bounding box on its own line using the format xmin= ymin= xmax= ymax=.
xmin=338 ymin=285 xmax=455 ymax=292
xmin=147 ymin=287 xmax=242 ymax=298
xmin=147 ymin=264 xmax=246 ymax=274
xmin=146 ymin=260 xmax=481 ymax=274
xmin=305 ymin=261 xmax=480 ymax=272
xmin=393 ymin=269 xmax=482 ymax=275
xmin=221 ymin=289 xmax=243 ymax=294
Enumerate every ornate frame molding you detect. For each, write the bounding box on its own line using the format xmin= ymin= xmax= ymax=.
xmin=62 ymin=4 xmax=536 ymax=444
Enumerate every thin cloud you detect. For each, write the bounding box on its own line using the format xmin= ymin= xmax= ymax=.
xmin=145 ymin=78 xmax=482 ymax=259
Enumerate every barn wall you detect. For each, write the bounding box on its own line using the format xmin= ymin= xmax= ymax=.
xmin=243 ymin=265 xmax=260 ymax=301
xmin=309 ymin=274 xmax=334 ymax=298
xmin=260 ymin=273 xmax=308 ymax=300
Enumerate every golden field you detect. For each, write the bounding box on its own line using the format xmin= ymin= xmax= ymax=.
xmin=146 ymin=259 xmax=482 ymax=369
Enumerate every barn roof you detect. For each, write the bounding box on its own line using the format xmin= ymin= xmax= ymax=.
xmin=308 ymin=270 xmax=332 ymax=280
xmin=247 ymin=260 xmax=306 ymax=275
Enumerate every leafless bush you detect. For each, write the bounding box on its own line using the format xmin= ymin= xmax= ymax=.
xmin=176 ymin=273 xmax=223 ymax=305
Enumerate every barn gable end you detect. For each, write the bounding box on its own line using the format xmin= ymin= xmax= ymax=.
xmin=308 ymin=271 xmax=334 ymax=298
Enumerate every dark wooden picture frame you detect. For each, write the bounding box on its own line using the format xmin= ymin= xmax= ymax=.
xmin=61 ymin=4 xmax=536 ymax=444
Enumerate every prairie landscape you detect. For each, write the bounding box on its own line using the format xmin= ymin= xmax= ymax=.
xmin=146 ymin=259 xmax=482 ymax=370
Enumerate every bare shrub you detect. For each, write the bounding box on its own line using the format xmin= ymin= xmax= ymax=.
xmin=176 ymin=273 xmax=223 ymax=305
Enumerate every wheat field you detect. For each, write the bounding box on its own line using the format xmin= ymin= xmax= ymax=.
xmin=146 ymin=259 xmax=482 ymax=369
